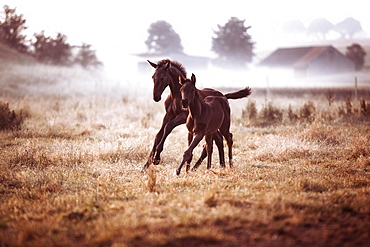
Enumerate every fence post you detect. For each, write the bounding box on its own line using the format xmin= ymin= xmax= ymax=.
xmin=354 ymin=76 xmax=358 ymax=101
xmin=266 ymin=76 xmax=270 ymax=99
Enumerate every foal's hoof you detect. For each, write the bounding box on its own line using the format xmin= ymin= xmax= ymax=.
xmin=229 ymin=159 xmax=234 ymax=168
xmin=141 ymin=164 xmax=149 ymax=173
xmin=174 ymin=169 xmax=181 ymax=176
xmin=186 ymin=165 xmax=190 ymax=173
xmin=153 ymin=158 xmax=161 ymax=166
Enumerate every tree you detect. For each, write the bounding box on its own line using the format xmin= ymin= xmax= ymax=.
xmin=145 ymin=20 xmax=183 ymax=54
xmin=32 ymin=31 xmax=72 ymax=65
xmin=336 ymin=17 xmax=363 ymax=39
xmin=346 ymin=43 xmax=366 ymax=71
xmin=282 ymin=20 xmax=306 ymax=34
xmin=212 ymin=17 xmax=254 ymax=67
xmin=0 ymin=5 xmax=28 ymax=53
xmin=74 ymin=43 xmax=102 ymax=68
xmin=307 ymin=18 xmax=334 ymax=40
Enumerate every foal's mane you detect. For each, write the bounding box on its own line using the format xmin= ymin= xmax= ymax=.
xmin=157 ymin=59 xmax=187 ymax=77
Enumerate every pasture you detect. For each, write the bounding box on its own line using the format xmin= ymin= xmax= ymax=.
xmin=1 ymin=62 xmax=370 ymax=246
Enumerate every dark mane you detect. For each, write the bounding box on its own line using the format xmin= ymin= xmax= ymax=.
xmin=157 ymin=59 xmax=187 ymax=77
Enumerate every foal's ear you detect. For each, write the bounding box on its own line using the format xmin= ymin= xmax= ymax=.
xmin=165 ymin=61 xmax=171 ymax=69
xmin=178 ymin=75 xmax=185 ymax=85
xmin=147 ymin=60 xmax=157 ymax=68
xmin=191 ymin=73 xmax=196 ymax=84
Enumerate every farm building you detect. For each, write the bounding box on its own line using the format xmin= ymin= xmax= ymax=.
xmin=136 ymin=52 xmax=209 ymax=75
xmin=259 ymin=45 xmax=355 ymax=77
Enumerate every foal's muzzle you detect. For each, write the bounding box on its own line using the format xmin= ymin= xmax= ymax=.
xmin=181 ymin=99 xmax=188 ymax=108
xmin=153 ymin=94 xmax=161 ymax=102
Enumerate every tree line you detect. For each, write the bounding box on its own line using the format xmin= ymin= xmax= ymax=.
xmin=0 ymin=5 xmax=102 ymax=68
xmin=145 ymin=17 xmax=254 ymax=68
xmin=1 ymin=5 xmax=366 ymax=71
xmin=146 ymin=18 xmax=366 ymax=71
xmin=283 ymin=18 xmax=364 ymax=40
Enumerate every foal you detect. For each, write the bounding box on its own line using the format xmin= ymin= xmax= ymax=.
xmin=142 ymin=59 xmax=252 ymax=172
xmin=176 ymin=74 xmax=233 ymax=176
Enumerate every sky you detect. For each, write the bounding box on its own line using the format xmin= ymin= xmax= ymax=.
xmin=3 ymin=0 xmax=370 ymax=76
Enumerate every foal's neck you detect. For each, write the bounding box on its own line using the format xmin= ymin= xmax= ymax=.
xmin=188 ymin=89 xmax=204 ymax=118
xmin=168 ymin=70 xmax=183 ymax=98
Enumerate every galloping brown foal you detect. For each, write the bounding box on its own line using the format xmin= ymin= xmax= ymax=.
xmin=142 ymin=59 xmax=251 ymax=172
xmin=176 ymin=74 xmax=247 ymax=176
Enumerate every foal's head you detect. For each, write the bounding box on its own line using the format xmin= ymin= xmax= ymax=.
xmin=148 ymin=59 xmax=186 ymax=102
xmin=179 ymin=74 xmax=197 ymax=109
xmin=148 ymin=59 xmax=171 ymax=102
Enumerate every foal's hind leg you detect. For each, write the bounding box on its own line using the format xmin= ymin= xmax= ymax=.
xmin=226 ymin=133 xmax=233 ymax=168
xmin=191 ymin=131 xmax=225 ymax=171
xmin=214 ymin=131 xmax=226 ymax=167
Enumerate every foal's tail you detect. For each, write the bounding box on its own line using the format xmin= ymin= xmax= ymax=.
xmin=224 ymin=87 xmax=252 ymax=100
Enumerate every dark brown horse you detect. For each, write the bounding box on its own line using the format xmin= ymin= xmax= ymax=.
xmin=176 ymin=74 xmax=234 ymax=176
xmin=142 ymin=59 xmax=252 ymax=172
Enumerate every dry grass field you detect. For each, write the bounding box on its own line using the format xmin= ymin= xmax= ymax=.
xmin=1 ymin=52 xmax=370 ymax=246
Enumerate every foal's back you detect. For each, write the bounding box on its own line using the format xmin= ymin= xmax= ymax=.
xmin=203 ymin=95 xmax=231 ymax=134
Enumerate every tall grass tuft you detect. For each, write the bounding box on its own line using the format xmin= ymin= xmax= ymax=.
xmin=243 ymin=100 xmax=257 ymax=120
xmin=240 ymin=101 xmax=284 ymax=126
xmin=0 ymin=101 xmax=25 ymax=131
xmin=147 ymin=166 xmax=157 ymax=193
xmin=360 ymin=99 xmax=370 ymax=118
xmin=241 ymin=98 xmax=370 ymax=127
xmin=326 ymin=89 xmax=334 ymax=106
xmin=259 ymin=101 xmax=284 ymax=126
xmin=288 ymin=105 xmax=299 ymax=123
xmin=299 ymin=101 xmax=316 ymax=123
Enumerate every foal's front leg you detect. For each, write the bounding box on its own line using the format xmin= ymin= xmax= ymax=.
xmin=185 ymin=132 xmax=193 ymax=173
xmin=142 ymin=114 xmax=171 ymax=172
xmin=227 ymin=133 xmax=234 ymax=168
xmin=154 ymin=112 xmax=187 ymax=165
xmin=176 ymin=133 xmax=204 ymax=176
xmin=205 ymin=134 xmax=214 ymax=170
